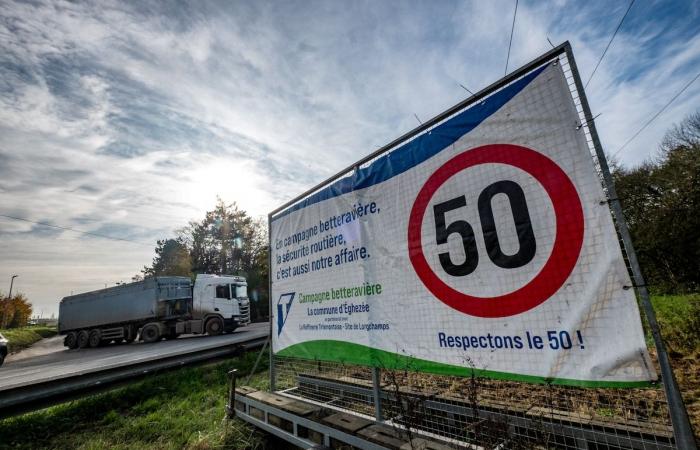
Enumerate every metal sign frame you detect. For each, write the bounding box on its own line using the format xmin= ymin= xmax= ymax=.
xmin=267 ymin=41 xmax=696 ymax=448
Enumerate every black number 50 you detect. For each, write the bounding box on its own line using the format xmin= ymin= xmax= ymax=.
xmin=432 ymin=180 xmax=537 ymax=277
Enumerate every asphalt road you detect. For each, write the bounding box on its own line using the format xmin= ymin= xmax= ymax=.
xmin=0 ymin=322 xmax=269 ymax=392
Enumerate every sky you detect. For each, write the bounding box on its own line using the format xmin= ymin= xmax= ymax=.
xmin=1 ymin=0 xmax=699 ymax=317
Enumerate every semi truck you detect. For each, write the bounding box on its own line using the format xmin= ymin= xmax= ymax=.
xmin=59 ymin=274 xmax=250 ymax=349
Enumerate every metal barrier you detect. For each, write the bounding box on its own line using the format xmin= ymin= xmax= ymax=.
xmin=0 ymin=334 xmax=267 ymax=419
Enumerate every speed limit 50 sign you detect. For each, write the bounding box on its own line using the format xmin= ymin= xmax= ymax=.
xmin=271 ymin=59 xmax=655 ymax=385
xmin=408 ymin=144 xmax=584 ymax=318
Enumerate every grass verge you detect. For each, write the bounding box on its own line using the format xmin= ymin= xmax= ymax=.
xmin=0 ymin=350 xmax=275 ymax=450
xmin=652 ymin=293 xmax=700 ymax=354
xmin=0 ymin=326 xmax=58 ymax=354
xmin=651 ymin=293 xmax=700 ymax=439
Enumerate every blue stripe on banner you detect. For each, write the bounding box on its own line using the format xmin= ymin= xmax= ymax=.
xmin=272 ymin=64 xmax=548 ymax=222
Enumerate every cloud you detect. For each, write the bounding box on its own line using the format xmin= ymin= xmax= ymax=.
xmin=1 ymin=0 xmax=699 ymax=314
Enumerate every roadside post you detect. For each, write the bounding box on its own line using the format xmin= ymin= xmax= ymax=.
xmin=226 ymin=368 xmax=238 ymax=419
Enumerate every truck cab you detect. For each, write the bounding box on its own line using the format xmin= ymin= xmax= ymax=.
xmin=192 ymin=274 xmax=250 ymax=333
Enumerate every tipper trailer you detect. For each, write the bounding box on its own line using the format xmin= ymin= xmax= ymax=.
xmin=59 ymin=274 xmax=250 ymax=349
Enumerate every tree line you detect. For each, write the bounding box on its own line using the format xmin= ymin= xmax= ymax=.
xmin=0 ymin=293 xmax=32 ymax=329
xmin=613 ymin=111 xmax=700 ymax=293
xmin=141 ymin=199 xmax=269 ymax=320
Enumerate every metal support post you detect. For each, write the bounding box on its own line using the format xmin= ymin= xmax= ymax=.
xmin=564 ymin=43 xmax=697 ymax=449
xmin=226 ymin=368 xmax=238 ymax=419
xmin=268 ymin=213 xmax=276 ymax=393
xmin=269 ymin=346 xmax=275 ymax=392
xmin=245 ymin=336 xmax=269 ymax=385
xmin=372 ymin=367 xmax=383 ymax=421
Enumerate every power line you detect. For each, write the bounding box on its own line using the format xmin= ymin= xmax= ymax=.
xmin=613 ymin=70 xmax=700 ymax=158
xmin=0 ymin=214 xmax=153 ymax=247
xmin=459 ymin=83 xmax=474 ymax=96
xmin=504 ymin=0 xmax=519 ymax=76
xmin=585 ymin=0 xmax=635 ymax=89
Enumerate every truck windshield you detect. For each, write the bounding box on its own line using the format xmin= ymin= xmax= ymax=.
xmin=234 ymin=284 xmax=247 ymax=298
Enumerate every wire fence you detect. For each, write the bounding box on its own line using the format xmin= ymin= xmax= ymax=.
xmin=271 ymin=353 xmax=674 ymax=449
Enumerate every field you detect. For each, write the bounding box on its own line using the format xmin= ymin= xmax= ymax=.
xmin=652 ymin=294 xmax=700 ymax=433
xmin=651 ymin=294 xmax=700 ymax=353
xmin=0 ymin=326 xmax=57 ymax=354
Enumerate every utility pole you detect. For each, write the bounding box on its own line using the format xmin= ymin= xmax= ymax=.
xmin=3 ymin=275 xmax=18 ymax=328
xmin=8 ymin=275 xmax=17 ymax=299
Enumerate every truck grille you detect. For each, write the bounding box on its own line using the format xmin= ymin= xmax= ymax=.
xmin=238 ymin=299 xmax=251 ymax=325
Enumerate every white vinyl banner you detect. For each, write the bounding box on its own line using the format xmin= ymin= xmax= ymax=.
xmin=270 ymin=61 xmax=656 ymax=386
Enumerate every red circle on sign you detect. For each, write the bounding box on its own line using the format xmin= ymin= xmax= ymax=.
xmin=408 ymin=144 xmax=584 ymax=318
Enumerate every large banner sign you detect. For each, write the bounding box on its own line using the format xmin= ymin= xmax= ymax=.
xmin=270 ymin=61 xmax=656 ymax=386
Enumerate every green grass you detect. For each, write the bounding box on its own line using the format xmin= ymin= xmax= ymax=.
xmin=0 ymin=351 xmax=276 ymax=450
xmin=649 ymin=293 xmax=700 ymax=439
xmin=651 ymin=293 xmax=700 ymax=354
xmin=0 ymin=326 xmax=58 ymax=354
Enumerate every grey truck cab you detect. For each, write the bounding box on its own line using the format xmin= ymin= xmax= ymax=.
xmin=189 ymin=274 xmax=250 ymax=334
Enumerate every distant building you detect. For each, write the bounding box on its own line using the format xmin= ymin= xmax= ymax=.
xmin=30 ymin=318 xmax=58 ymax=327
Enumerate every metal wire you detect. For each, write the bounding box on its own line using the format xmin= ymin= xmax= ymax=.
xmin=613 ymin=70 xmax=700 ymax=159
xmin=584 ymin=0 xmax=635 ymax=89
xmin=505 ymin=0 xmax=519 ymax=76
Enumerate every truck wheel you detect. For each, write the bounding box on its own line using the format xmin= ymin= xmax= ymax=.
xmin=141 ymin=324 xmax=160 ymax=343
xmin=205 ymin=318 xmax=223 ymax=336
xmin=64 ymin=332 xmax=78 ymax=349
xmin=88 ymin=329 xmax=102 ymax=348
xmin=0 ymin=352 xmax=5 ymax=367
xmin=77 ymin=330 xmax=90 ymax=349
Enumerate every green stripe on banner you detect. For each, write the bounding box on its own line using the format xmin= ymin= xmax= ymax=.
xmin=276 ymin=340 xmax=657 ymax=389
